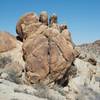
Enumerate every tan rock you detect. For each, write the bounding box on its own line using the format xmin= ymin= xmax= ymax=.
xmin=39 ymin=11 xmax=48 ymax=25
xmin=50 ymin=23 xmax=60 ymax=31
xmin=21 ymin=22 xmax=42 ymax=39
xmin=49 ymin=14 xmax=57 ymax=24
xmin=0 ymin=32 xmax=16 ymax=53
xmin=59 ymin=24 xmax=67 ymax=32
xmin=61 ymin=29 xmax=71 ymax=42
xmin=52 ymin=33 xmax=74 ymax=61
xmin=16 ymin=13 xmax=39 ymax=40
xmin=23 ymin=34 xmax=49 ymax=83
xmin=44 ymin=28 xmax=59 ymax=38
xmin=49 ymin=41 xmax=69 ymax=80
xmin=23 ymin=28 xmax=76 ymax=83
xmin=61 ymin=30 xmax=75 ymax=47
xmin=16 ymin=12 xmax=77 ymax=84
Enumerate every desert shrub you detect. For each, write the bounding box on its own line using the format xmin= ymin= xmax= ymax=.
xmin=0 ymin=55 xmax=12 ymax=68
xmin=53 ymin=84 xmax=65 ymax=96
xmin=33 ymin=83 xmax=48 ymax=98
xmin=76 ymin=86 xmax=100 ymax=100
xmin=6 ymin=63 xmax=23 ymax=84
xmin=7 ymin=69 xmax=22 ymax=84
xmin=0 ymin=61 xmax=24 ymax=84
xmin=10 ymin=98 xmax=19 ymax=100
xmin=33 ymin=83 xmax=66 ymax=100
xmin=55 ymin=65 xmax=77 ymax=87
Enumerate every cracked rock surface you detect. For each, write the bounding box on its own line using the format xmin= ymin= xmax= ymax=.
xmin=16 ymin=12 xmax=77 ymax=84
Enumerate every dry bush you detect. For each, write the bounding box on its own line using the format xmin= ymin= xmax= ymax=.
xmin=33 ymin=83 xmax=66 ymax=100
xmin=0 ymin=55 xmax=12 ymax=68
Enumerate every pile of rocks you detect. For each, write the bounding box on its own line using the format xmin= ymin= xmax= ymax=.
xmin=16 ymin=11 xmax=78 ymax=84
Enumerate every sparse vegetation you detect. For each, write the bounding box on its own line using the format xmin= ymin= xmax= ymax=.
xmin=0 ymin=55 xmax=12 ymax=68
xmin=33 ymin=83 xmax=66 ymax=100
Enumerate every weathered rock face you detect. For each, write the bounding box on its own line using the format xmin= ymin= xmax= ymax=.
xmin=16 ymin=13 xmax=39 ymax=40
xmin=59 ymin=24 xmax=67 ymax=31
xmin=39 ymin=11 xmax=48 ymax=25
xmin=49 ymin=14 xmax=57 ymax=24
xmin=16 ymin=11 xmax=78 ymax=84
xmin=23 ymin=34 xmax=49 ymax=83
xmin=0 ymin=39 xmax=25 ymax=84
xmin=0 ymin=32 xmax=16 ymax=53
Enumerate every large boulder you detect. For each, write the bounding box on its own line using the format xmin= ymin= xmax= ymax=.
xmin=0 ymin=32 xmax=16 ymax=53
xmin=16 ymin=12 xmax=78 ymax=84
xmin=23 ymin=34 xmax=49 ymax=83
xmin=16 ymin=13 xmax=39 ymax=40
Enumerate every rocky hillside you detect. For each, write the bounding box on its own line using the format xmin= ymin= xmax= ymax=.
xmin=77 ymin=40 xmax=100 ymax=63
xmin=0 ymin=11 xmax=100 ymax=100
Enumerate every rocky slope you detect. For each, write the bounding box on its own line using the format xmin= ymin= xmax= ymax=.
xmin=0 ymin=11 xmax=100 ymax=100
xmin=66 ymin=40 xmax=100 ymax=100
xmin=77 ymin=40 xmax=100 ymax=63
xmin=0 ymin=40 xmax=100 ymax=100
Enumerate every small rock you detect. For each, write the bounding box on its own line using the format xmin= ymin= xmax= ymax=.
xmin=49 ymin=14 xmax=57 ymax=24
xmin=39 ymin=11 xmax=48 ymax=25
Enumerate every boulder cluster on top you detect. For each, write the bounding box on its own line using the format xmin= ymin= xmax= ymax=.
xmin=0 ymin=11 xmax=79 ymax=85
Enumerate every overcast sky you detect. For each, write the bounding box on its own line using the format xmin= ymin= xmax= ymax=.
xmin=0 ymin=0 xmax=100 ymax=44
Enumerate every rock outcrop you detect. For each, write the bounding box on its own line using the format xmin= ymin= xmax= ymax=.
xmin=0 ymin=79 xmax=67 ymax=100
xmin=0 ymin=32 xmax=16 ymax=52
xmin=0 ymin=38 xmax=25 ymax=84
xmin=76 ymin=40 xmax=100 ymax=63
xmin=16 ymin=11 xmax=78 ymax=84
xmin=64 ymin=41 xmax=100 ymax=100
xmin=0 ymin=10 xmax=100 ymax=100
